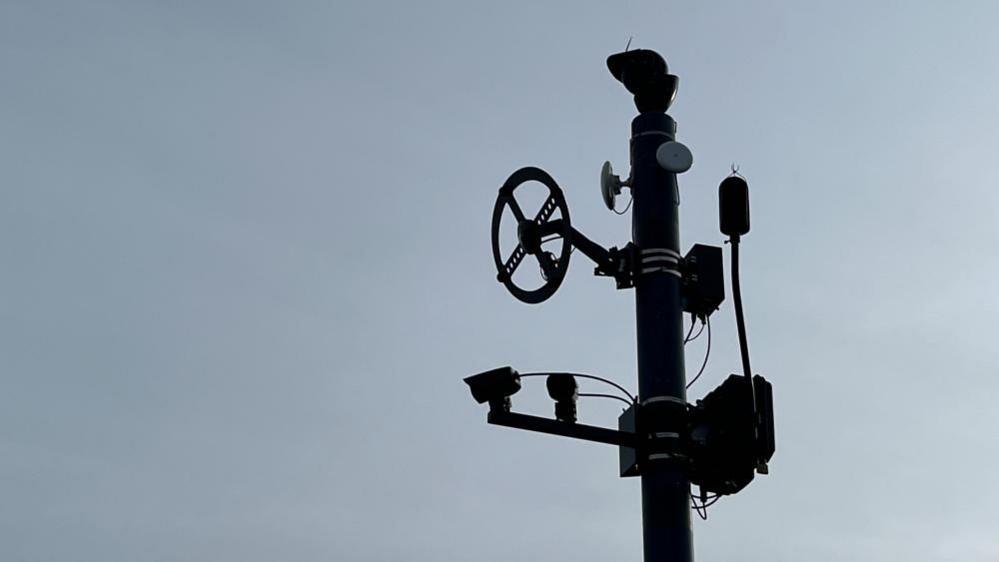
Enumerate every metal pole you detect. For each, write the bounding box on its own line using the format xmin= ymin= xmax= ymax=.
xmin=631 ymin=112 xmax=692 ymax=561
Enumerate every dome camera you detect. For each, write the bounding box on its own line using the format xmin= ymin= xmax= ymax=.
xmin=606 ymin=49 xmax=678 ymax=113
xmin=546 ymin=373 xmax=578 ymax=423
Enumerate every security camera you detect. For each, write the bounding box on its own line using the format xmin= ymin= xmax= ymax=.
xmin=464 ymin=367 xmax=522 ymax=411
xmin=606 ymin=49 xmax=678 ymax=113
xmin=546 ymin=373 xmax=578 ymax=423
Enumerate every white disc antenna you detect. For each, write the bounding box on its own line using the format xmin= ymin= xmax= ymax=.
xmin=656 ymin=141 xmax=693 ymax=174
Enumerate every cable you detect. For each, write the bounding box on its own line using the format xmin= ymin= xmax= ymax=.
xmin=612 ymin=194 xmax=633 ymax=215
xmin=538 ymin=236 xmax=572 ymax=270
xmin=690 ymin=494 xmax=711 ymax=519
xmin=685 ymin=316 xmax=711 ymax=389
xmin=730 ymin=237 xmax=758 ymax=418
xmin=683 ymin=315 xmax=696 ymax=343
xmin=692 ymin=498 xmax=707 ymax=520
xmin=538 ymin=251 xmax=559 ymax=281
xmin=540 ymin=235 xmax=574 ymax=256
xmin=568 ymin=374 xmax=635 ymax=403
xmin=684 ymin=317 xmax=706 ymax=344
xmin=686 ymin=322 xmax=706 ymax=344
xmin=520 ymin=372 xmax=636 ymax=404
xmin=701 ymin=496 xmax=720 ymax=507
xmin=578 ymin=392 xmax=634 ymax=408
xmin=694 ymin=496 xmax=721 ymax=508
xmin=690 ymin=492 xmax=721 ymax=520
xmin=730 ymin=238 xmax=753 ymax=382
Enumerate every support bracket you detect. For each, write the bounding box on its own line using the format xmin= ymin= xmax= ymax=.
xmin=487 ymin=410 xmax=637 ymax=448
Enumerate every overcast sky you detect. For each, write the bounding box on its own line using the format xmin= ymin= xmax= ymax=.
xmin=3 ymin=1 xmax=999 ymax=561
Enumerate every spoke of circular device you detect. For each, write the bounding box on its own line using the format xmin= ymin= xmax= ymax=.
xmin=534 ymin=194 xmax=558 ymax=224
xmin=502 ymin=244 xmax=527 ymax=278
xmin=537 ymin=251 xmax=557 ymax=280
xmin=506 ymin=196 xmax=527 ymax=223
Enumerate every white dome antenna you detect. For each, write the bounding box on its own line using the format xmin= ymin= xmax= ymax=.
xmin=656 ymin=141 xmax=693 ymax=174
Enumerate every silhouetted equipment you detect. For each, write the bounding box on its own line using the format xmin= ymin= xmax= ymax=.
xmin=719 ymin=175 xmax=750 ymax=236
xmin=463 ymin=367 xmax=521 ymax=411
xmin=607 ymin=49 xmax=679 ymax=113
xmin=617 ymin=403 xmax=641 ymax=477
xmin=720 ymin=174 xmax=762 ymax=473
xmin=656 ymin=141 xmax=694 ymax=174
xmin=688 ymin=374 xmax=775 ymax=495
xmin=600 ymin=160 xmax=628 ymax=211
xmin=467 ymin=48 xmax=774 ymax=562
xmin=682 ymin=244 xmax=724 ymax=318
xmin=491 ymin=167 xmax=572 ymax=304
xmin=493 ymin=167 xmax=643 ymax=303
xmin=546 ymin=373 xmax=578 ymax=423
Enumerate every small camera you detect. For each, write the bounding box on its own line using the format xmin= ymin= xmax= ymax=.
xmin=606 ymin=49 xmax=678 ymax=113
xmin=546 ymin=373 xmax=578 ymax=423
xmin=464 ymin=367 xmax=521 ymax=411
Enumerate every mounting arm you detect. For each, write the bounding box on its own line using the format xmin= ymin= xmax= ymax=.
xmin=541 ymin=219 xmax=612 ymax=268
xmin=545 ymin=218 xmax=639 ymax=288
xmin=487 ymin=409 xmax=637 ymax=448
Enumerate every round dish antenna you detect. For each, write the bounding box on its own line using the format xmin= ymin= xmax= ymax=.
xmin=600 ymin=161 xmax=625 ymax=211
xmin=656 ymin=141 xmax=693 ymax=174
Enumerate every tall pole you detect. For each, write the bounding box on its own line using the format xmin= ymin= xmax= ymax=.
xmin=475 ymin=48 xmax=774 ymax=562
xmin=632 ymin=113 xmax=692 ymax=561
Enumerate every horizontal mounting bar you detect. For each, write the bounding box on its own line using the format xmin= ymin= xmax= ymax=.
xmin=487 ymin=410 xmax=637 ymax=447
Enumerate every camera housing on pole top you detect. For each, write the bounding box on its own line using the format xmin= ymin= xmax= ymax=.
xmin=606 ymin=49 xmax=678 ymax=113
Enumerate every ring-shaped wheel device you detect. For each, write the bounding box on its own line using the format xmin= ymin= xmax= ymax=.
xmin=491 ymin=167 xmax=572 ymax=304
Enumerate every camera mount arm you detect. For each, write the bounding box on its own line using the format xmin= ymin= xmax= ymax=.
xmin=487 ymin=409 xmax=637 ymax=448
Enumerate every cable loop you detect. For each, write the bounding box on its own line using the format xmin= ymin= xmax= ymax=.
xmin=519 ymin=372 xmax=635 ymax=404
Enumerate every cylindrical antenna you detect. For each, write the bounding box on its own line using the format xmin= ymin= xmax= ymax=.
xmin=719 ymin=173 xmax=760 ymax=471
xmin=719 ymin=175 xmax=750 ymax=237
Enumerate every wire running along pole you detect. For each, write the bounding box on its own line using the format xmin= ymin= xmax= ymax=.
xmin=729 ymin=236 xmax=758 ymax=415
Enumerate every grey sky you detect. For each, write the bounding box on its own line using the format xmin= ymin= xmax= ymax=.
xmin=3 ymin=1 xmax=999 ymax=560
